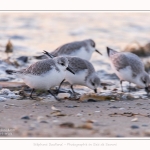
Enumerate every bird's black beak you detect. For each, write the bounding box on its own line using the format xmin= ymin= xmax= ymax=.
xmin=95 ymin=49 xmax=102 ymax=55
xmin=43 ymin=50 xmax=54 ymax=58
xmin=94 ymin=89 xmax=97 ymax=93
xmin=145 ymin=87 xmax=149 ymax=94
xmin=66 ymin=66 xmax=75 ymax=75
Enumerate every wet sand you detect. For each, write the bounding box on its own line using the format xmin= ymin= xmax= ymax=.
xmin=1 ymin=95 xmax=150 ymax=137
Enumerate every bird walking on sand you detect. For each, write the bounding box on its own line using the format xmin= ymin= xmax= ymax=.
xmin=107 ymin=47 xmax=150 ymax=93
xmin=6 ymin=56 xmax=75 ymax=100
xmin=36 ymin=39 xmax=102 ymax=61
xmin=43 ymin=50 xmax=101 ymax=94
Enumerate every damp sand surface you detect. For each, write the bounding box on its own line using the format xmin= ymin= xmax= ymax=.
xmin=1 ymin=95 xmax=150 ymax=137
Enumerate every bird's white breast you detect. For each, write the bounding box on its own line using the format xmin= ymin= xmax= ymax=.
xmin=65 ymin=69 xmax=88 ymax=86
xmin=63 ymin=47 xmax=94 ymax=61
xmin=22 ymin=69 xmax=66 ymax=90
xmin=111 ymin=63 xmax=145 ymax=88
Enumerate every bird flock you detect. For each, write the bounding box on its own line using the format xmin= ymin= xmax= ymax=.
xmin=6 ymin=39 xmax=150 ymax=100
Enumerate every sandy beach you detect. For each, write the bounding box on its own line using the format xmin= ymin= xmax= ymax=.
xmin=0 ymin=91 xmax=150 ymax=137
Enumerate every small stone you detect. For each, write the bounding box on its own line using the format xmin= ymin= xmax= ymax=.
xmin=119 ymin=108 xmax=125 ymax=110
xmin=21 ymin=116 xmax=30 ymax=120
xmin=76 ymin=113 xmax=83 ymax=117
xmin=110 ymin=100 xmax=116 ymax=102
xmin=60 ymin=122 xmax=74 ymax=128
xmin=131 ymin=125 xmax=139 ymax=129
xmin=136 ymin=103 xmax=143 ymax=105
xmin=131 ymin=118 xmax=138 ymax=122
xmin=142 ymin=124 xmax=148 ymax=127
xmin=52 ymin=120 xmax=59 ymax=123
xmin=77 ymin=123 xmax=93 ymax=130
xmin=17 ymin=56 xmax=28 ymax=63
xmin=133 ymin=95 xmax=140 ymax=99
xmin=87 ymin=99 xmax=97 ymax=102
xmin=51 ymin=105 xmax=61 ymax=112
xmin=40 ymin=121 xmax=48 ymax=123
xmin=0 ymin=97 xmax=6 ymax=102
xmin=110 ymin=106 xmax=118 ymax=108
xmin=37 ymin=116 xmax=45 ymax=122
xmin=58 ymin=93 xmax=70 ymax=99
xmin=65 ymin=105 xmax=79 ymax=108
xmin=95 ymin=111 xmax=100 ymax=113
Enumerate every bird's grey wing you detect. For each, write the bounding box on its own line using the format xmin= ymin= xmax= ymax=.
xmin=84 ymin=60 xmax=95 ymax=74
xmin=24 ymin=59 xmax=57 ymax=75
xmin=111 ymin=53 xmax=144 ymax=76
xmin=51 ymin=41 xmax=85 ymax=56
xmin=67 ymin=57 xmax=88 ymax=73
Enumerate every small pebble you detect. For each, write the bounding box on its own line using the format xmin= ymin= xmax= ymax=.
xmin=40 ymin=121 xmax=48 ymax=123
xmin=136 ymin=103 xmax=143 ymax=105
xmin=0 ymin=97 xmax=6 ymax=102
xmin=131 ymin=125 xmax=139 ymax=129
xmin=142 ymin=124 xmax=148 ymax=127
xmin=76 ymin=113 xmax=83 ymax=117
xmin=17 ymin=56 xmax=28 ymax=63
xmin=110 ymin=106 xmax=118 ymax=108
xmin=87 ymin=99 xmax=97 ymax=102
xmin=119 ymin=108 xmax=125 ymax=110
xmin=52 ymin=120 xmax=59 ymax=123
xmin=37 ymin=116 xmax=45 ymax=122
xmin=21 ymin=116 xmax=30 ymax=120
xmin=131 ymin=118 xmax=138 ymax=122
xmin=110 ymin=100 xmax=116 ymax=102
xmin=58 ymin=93 xmax=70 ymax=99
xmin=65 ymin=105 xmax=78 ymax=108
xmin=95 ymin=111 xmax=100 ymax=113
xmin=51 ymin=105 xmax=61 ymax=111
xmin=60 ymin=122 xmax=74 ymax=128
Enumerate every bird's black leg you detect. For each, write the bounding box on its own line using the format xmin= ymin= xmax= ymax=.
xmin=120 ymin=80 xmax=124 ymax=92
xmin=47 ymin=90 xmax=61 ymax=101
xmin=57 ymin=79 xmax=65 ymax=95
xmin=71 ymin=85 xmax=75 ymax=94
xmin=128 ymin=82 xmax=131 ymax=92
xmin=30 ymin=88 xmax=35 ymax=99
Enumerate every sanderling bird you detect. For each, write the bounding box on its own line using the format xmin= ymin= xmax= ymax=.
xmin=43 ymin=50 xmax=101 ymax=94
xmin=6 ymin=56 xmax=75 ymax=100
xmin=35 ymin=39 xmax=102 ymax=60
xmin=107 ymin=47 xmax=150 ymax=93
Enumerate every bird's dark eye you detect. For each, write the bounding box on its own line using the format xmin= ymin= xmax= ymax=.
xmin=143 ymin=80 xmax=146 ymax=84
xmin=92 ymin=42 xmax=95 ymax=47
xmin=61 ymin=63 xmax=64 ymax=66
xmin=92 ymin=82 xmax=95 ymax=86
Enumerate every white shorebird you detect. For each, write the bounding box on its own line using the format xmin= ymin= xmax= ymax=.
xmin=36 ymin=39 xmax=102 ymax=61
xmin=6 ymin=57 xmax=75 ymax=100
xmin=43 ymin=50 xmax=101 ymax=94
xmin=107 ymin=47 xmax=150 ymax=93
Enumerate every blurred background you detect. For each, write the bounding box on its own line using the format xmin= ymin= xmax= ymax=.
xmin=0 ymin=12 xmax=150 ymax=82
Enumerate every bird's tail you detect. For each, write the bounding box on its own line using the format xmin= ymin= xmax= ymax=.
xmin=43 ymin=50 xmax=54 ymax=58
xmin=5 ymin=69 xmax=17 ymax=74
xmin=107 ymin=47 xmax=118 ymax=57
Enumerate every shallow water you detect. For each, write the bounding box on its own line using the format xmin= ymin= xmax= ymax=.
xmin=0 ymin=12 xmax=150 ymax=95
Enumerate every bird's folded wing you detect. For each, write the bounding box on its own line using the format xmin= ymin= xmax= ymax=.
xmin=51 ymin=41 xmax=85 ymax=56
xmin=111 ymin=53 xmax=144 ymax=76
